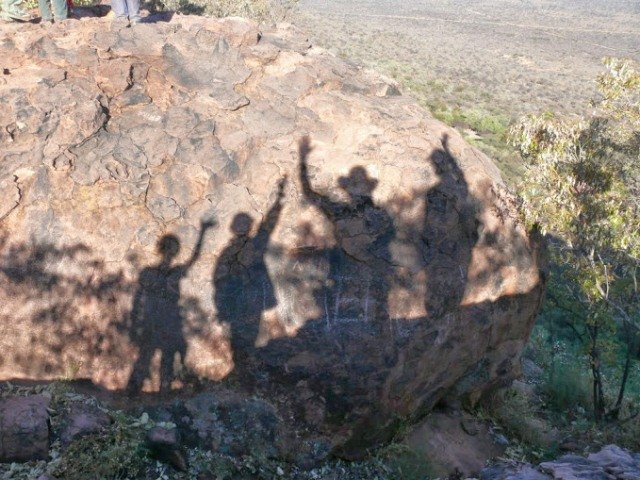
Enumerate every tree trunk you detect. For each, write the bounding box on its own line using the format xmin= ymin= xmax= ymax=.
xmin=610 ymin=323 xmax=638 ymax=419
xmin=589 ymin=325 xmax=606 ymax=422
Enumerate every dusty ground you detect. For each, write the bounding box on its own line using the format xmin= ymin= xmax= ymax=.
xmin=295 ymin=0 xmax=639 ymax=116
xmin=293 ymin=0 xmax=640 ymax=180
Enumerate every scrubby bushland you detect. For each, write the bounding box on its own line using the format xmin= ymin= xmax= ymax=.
xmin=4 ymin=0 xmax=298 ymax=22
xmin=512 ymin=57 xmax=640 ymax=423
xmin=143 ymin=0 xmax=298 ymax=21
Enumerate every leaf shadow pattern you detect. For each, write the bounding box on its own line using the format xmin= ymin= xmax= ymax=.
xmin=213 ymin=176 xmax=287 ymax=385
xmin=0 ymin=226 xmax=223 ymax=392
xmin=0 ymin=236 xmax=133 ymax=384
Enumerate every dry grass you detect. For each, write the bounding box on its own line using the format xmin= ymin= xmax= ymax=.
xmin=144 ymin=0 xmax=297 ymax=21
xmin=293 ymin=0 xmax=640 ymax=183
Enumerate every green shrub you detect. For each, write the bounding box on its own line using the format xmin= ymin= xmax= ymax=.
xmin=377 ymin=443 xmax=434 ymax=480
xmin=53 ymin=413 xmax=149 ymax=480
xmin=489 ymin=388 xmax=554 ymax=454
xmin=432 ymin=106 xmax=510 ymax=136
xmin=512 ymin=57 xmax=640 ymax=421
xmin=543 ymin=360 xmax=592 ymax=413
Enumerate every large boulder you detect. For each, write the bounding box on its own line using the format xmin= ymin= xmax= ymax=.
xmin=0 ymin=16 xmax=544 ymax=450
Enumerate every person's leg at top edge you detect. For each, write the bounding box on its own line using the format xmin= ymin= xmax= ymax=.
xmin=126 ymin=0 xmax=140 ymax=24
xmin=110 ymin=0 xmax=129 ymax=25
xmin=38 ymin=0 xmax=53 ymax=22
xmin=1 ymin=0 xmax=31 ymax=21
xmin=51 ymin=0 xmax=67 ymax=21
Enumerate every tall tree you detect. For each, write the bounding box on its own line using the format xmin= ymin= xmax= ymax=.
xmin=512 ymin=58 xmax=640 ymax=421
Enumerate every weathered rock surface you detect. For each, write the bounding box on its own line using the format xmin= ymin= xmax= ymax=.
xmin=481 ymin=463 xmax=554 ymax=480
xmin=0 ymin=14 xmax=543 ymax=450
xmin=146 ymin=426 xmax=188 ymax=472
xmin=403 ymin=409 xmax=506 ymax=478
xmin=482 ymin=445 xmax=640 ymax=480
xmin=145 ymin=392 xmax=286 ymax=459
xmin=58 ymin=402 xmax=111 ymax=448
xmin=0 ymin=395 xmax=50 ymax=462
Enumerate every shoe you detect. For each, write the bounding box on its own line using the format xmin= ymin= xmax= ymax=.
xmin=111 ymin=16 xmax=130 ymax=28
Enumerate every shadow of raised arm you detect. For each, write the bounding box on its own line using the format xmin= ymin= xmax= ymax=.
xmin=255 ymin=176 xmax=287 ymax=252
xmin=298 ymin=136 xmax=345 ymax=218
xmin=183 ymin=218 xmax=216 ymax=270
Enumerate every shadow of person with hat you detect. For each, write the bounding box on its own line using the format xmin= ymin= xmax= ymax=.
xmin=298 ymin=136 xmax=396 ymax=359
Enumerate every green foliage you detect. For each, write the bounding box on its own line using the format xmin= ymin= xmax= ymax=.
xmin=516 ymin=322 xmax=640 ymax=453
xmin=182 ymin=451 xmax=279 ymax=480
xmin=513 ymin=58 xmax=640 ymax=255
xmin=53 ymin=411 xmax=149 ymax=480
xmin=372 ymin=58 xmax=523 ymax=184
xmin=376 ymin=443 xmax=434 ymax=480
xmin=542 ymin=356 xmax=592 ymax=413
xmin=433 ymin=106 xmax=510 ymax=136
xmin=488 ymin=387 xmax=558 ymax=461
xmin=512 ymin=57 xmax=640 ymax=420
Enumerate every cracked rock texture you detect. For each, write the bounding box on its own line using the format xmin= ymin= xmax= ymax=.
xmin=0 ymin=15 xmax=543 ymax=450
xmin=482 ymin=445 xmax=640 ymax=479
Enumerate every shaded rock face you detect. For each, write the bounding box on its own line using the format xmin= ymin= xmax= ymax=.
xmin=0 ymin=16 xmax=543 ymax=449
xmin=58 ymin=403 xmax=111 ymax=448
xmin=0 ymin=395 xmax=50 ymax=462
xmin=403 ymin=409 xmax=506 ymax=478
xmin=174 ymin=392 xmax=284 ymax=459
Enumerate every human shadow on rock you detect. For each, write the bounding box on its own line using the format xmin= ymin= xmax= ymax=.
xmin=298 ymin=136 xmax=396 ymax=350
xmin=369 ymin=134 xmax=484 ymax=421
xmin=422 ymin=133 xmax=481 ymax=318
xmin=126 ymin=219 xmax=215 ymax=394
xmin=259 ymin=134 xmax=524 ymax=458
xmin=213 ymin=176 xmax=287 ymax=380
xmin=253 ymin=137 xmax=402 ymax=434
